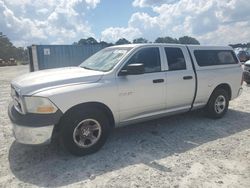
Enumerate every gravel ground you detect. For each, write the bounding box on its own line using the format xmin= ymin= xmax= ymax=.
xmin=0 ymin=65 xmax=250 ymax=188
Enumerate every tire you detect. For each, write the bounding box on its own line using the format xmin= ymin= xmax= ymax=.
xmin=61 ymin=108 xmax=111 ymax=156
xmin=205 ymin=89 xmax=229 ymax=119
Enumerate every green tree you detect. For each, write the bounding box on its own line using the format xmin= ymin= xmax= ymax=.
xmin=155 ymin=36 xmax=179 ymax=44
xmin=179 ymin=36 xmax=200 ymax=45
xmin=86 ymin=37 xmax=98 ymax=44
xmin=115 ymin=38 xmax=131 ymax=45
xmin=78 ymin=37 xmax=98 ymax=45
xmin=0 ymin=32 xmax=28 ymax=62
xmin=133 ymin=37 xmax=148 ymax=44
xmin=99 ymin=41 xmax=113 ymax=47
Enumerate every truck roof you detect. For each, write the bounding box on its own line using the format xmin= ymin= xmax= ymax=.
xmin=108 ymin=43 xmax=233 ymax=50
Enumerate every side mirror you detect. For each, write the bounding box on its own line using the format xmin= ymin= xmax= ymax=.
xmin=119 ymin=63 xmax=145 ymax=76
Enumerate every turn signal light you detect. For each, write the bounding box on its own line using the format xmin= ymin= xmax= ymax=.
xmin=37 ymin=106 xmax=55 ymax=113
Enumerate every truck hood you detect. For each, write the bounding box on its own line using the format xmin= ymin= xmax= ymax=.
xmin=11 ymin=67 xmax=104 ymax=95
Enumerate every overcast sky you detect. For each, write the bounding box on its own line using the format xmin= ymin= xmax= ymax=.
xmin=0 ymin=0 xmax=250 ymax=47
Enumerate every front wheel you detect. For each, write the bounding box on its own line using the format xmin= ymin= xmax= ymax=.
xmin=61 ymin=108 xmax=111 ymax=156
xmin=205 ymin=89 xmax=229 ymax=119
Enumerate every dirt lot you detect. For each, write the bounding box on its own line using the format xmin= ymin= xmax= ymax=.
xmin=0 ymin=65 xmax=249 ymax=188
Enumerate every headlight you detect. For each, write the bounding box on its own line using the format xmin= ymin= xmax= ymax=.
xmin=24 ymin=96 xmax=58 ymax=114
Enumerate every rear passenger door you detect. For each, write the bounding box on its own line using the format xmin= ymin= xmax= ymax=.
xmin=164 ymin=46 xmax=196 ymax=110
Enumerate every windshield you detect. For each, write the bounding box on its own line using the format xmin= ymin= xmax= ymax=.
xmin=80 ymin=47 xmax=132 ymax=72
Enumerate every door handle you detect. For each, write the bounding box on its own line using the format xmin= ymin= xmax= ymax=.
xmin=153 ymin=79 xmax=164 ymax=83
xmin=183 ymin=76 xmax=193 ymax=80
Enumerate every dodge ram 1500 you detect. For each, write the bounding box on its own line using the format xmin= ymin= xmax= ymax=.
xmin=8 ymin=44 xmax=243 ymax=156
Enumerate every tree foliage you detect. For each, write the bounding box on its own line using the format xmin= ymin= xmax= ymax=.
xmin=154 ymin=36 xmax=200 ymax=44
xmin=74 ymin=35 xmax=201 ymax=47
xmin=0 ymin=32 xmax=28 ymax=61
xmin=179 ymin=36 xmax=200 ymax=45
xmin=115 ymin=38 xmax=131 ymax=45
xmin=99 ymin=41 xmax=113 ymax=46
xmin=77 ymin=37 xmax=98 ymax=45
xmin=155 ymin=37 xmax=179 ymax=44
xmin=133 ymin=38 xmax=148 ymax=44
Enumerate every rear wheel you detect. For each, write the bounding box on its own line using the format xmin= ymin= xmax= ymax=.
xmin=61 ymin=108 xmax=111 ymax=156
xmin=206 ymin=89 xmax=229 ymax=118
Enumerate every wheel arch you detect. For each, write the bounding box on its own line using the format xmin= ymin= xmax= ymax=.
xmin=205 ymin=83 xmax=232 ymax=107
xmin=212 ymin=83 xmax=232 ymax=100
xmin=52 ymin=102 xmax=115 ymax=137
xmin=205 ymin=83 xmax=231 ymax=118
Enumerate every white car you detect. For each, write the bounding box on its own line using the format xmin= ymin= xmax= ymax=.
xmin=243 ymin=60 xmax=250 ymax=84
xmin=8 ymin=44 xmax=243 ymax=156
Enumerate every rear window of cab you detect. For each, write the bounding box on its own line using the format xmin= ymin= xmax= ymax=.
xmin=194 ymin=50 xmax=238 ymax=66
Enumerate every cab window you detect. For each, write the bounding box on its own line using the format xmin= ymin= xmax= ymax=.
xmin=126 ymin=47 xmax=161 ymax=73
xmin=164 ymin=47 xmax=186 ymax=71
xmin=194 ymin=50 xmax=238 ymax=66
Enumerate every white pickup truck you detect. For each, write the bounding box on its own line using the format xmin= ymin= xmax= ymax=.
xmin=8 ymin=44 xmax=243 ymax=156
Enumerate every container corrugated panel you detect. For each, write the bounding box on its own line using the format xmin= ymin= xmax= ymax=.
xmin=28 ymin=44 xmax=107 ymax=71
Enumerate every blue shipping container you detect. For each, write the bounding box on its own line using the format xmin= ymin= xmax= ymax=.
xmin=28 ymin=44 xmax=108 ymax=72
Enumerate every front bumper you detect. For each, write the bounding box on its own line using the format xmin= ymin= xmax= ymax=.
xmin=8 ymin=103 xmax=63 ymax=145
xmin=12 ymin=123 xmax=54 ymax=145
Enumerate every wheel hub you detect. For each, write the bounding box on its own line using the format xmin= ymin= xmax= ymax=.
xmin=81 ymin=127 xmax=90 ymax=136
xmin=73 ymin=119 xmax=102 ymax=148
xmin=214 ymin=95 xmax=226 ymax=114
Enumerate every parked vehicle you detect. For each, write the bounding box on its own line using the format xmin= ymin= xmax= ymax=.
xmin=243 ymin=60 xmax=250 ymax=84
xmin=236 ymin=50 xmax=250 ymax=62
xmin=0 ymin=58 xmax=17 ymax=66
xmin=8 ymin=44 xmax=243 ymax=156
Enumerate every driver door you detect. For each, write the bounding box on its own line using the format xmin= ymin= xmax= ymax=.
xmin=116 ymin=47 xmax=166 ymax=124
